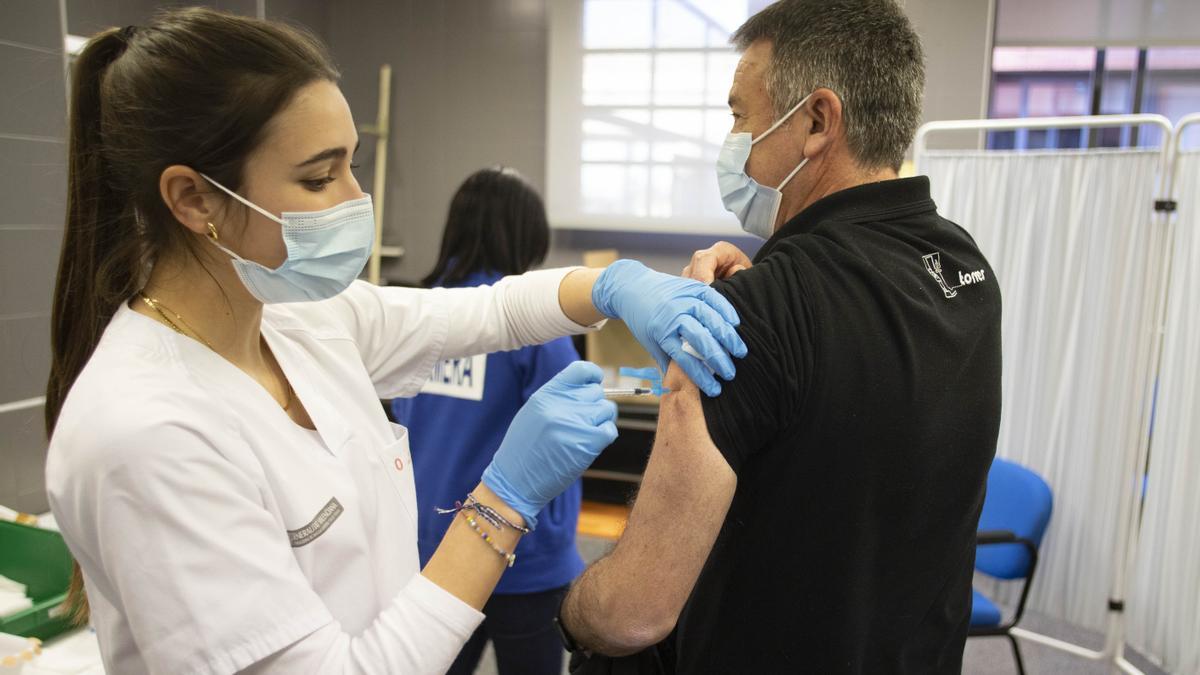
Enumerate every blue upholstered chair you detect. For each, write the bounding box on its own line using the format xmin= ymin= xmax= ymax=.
xmin=968 ymin=457 xmax=1053 ymax=675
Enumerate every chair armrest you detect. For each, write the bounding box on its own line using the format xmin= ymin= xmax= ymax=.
xmin=974 ymin=529 xmax=1042 ymax=631
xmin=976 ymin=529 xmax=1019 ymax=545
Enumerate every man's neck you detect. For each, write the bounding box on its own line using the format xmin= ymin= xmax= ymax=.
xmin=775 ymin=161 xmax=899 ymax=233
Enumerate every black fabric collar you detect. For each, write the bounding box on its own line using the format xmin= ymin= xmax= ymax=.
xmin=755 ymin=176 xmax=936 ymax=260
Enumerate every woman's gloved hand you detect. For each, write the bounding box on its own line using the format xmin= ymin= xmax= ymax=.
xmin=592 ymin=259 xmax=747 ymax=397
xmin=481 ymin=361 xmax=618 ymax=530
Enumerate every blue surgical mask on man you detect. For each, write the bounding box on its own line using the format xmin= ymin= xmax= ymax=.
xmin=717 ymin=93 xmax=813 ymax=239
xmin=200 ymin=173 xmax=375 ymax=304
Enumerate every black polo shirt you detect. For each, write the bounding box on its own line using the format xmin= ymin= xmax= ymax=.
xmin=675 ymin=176 xmax=1002 ymax=674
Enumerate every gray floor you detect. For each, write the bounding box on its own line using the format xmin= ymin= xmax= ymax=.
xmin=962 ymin=611 xmax=1167 ymax=675
xmin=472 ymin=536 xmax=1169 ymax=675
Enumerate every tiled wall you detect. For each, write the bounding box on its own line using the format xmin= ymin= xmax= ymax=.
xmin=0 ymin=1 xmax=68 ymax=514
xmin=65 ymin=0 xmax=257 ymax=36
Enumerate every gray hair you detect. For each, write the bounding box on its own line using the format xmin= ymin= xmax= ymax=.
xmin=732 ymin=0 xmax=925 ymax=170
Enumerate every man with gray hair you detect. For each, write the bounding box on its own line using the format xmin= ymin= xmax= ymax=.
xmin=555 ymin=0 xmax=1002 ymax=672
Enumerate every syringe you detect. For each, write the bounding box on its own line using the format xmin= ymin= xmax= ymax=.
xmin=603 ymin=388 xmax=657 ymax=398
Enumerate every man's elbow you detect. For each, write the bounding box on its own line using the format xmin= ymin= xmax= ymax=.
xmin=596 ymin=616 xmax=676 ymax=656
xmin=594 ymin=598 xmax=679 ymax=656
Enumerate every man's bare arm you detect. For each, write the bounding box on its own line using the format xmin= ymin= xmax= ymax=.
xmin=561 ymin=364 xmax=736 ymax=655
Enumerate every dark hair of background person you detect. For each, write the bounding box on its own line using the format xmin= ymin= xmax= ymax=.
xmin=422 ymin=167 xmax=551 ymax=288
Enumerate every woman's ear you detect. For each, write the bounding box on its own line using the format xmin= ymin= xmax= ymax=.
xmin=800 ymin=88 xmax=843 ymax=161
xmin=159 ymin=165 xmax=221 ymax=236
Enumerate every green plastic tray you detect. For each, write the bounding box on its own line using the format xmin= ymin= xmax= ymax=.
xmin=0 ymin=520 xmax=75 ymax=641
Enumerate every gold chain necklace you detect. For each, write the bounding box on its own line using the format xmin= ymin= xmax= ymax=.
xmin=137 ymin=292 xmax=293 ymax=410
xmin=138 ymin=292 xmax=214 ymax=349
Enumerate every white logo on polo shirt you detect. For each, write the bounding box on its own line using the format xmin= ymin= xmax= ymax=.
xmin=957 ymin=268 xmax=987 ymax=286
xmin=420 ymin=354 xmax=488 ymax=400
xmin=922 ymin=252 xmax=985 ymax=300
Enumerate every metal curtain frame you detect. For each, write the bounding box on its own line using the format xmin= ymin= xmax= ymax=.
xmin=1121 ymin=110 xmax=1200 ymax=672
xmin=913 ymin=113 xmax=1176 ymax=675
xmin=1169 ymin=113 xmax=1200 ymax=197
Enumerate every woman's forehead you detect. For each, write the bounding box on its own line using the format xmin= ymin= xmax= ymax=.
xmin=259 ymin=80 xmax=358 ymax=166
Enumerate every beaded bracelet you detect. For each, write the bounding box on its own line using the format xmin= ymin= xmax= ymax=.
xmin=461 ymin=510 xmax=518 ymax=567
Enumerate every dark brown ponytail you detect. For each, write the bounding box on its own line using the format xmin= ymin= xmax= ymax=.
xmin=47 ymin=27 xmax=136 ymax=442
xmin=46 ymin=8 xmax=339 ymax=624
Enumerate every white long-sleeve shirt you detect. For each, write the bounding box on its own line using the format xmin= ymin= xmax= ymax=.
xmin=45 ymin=270 xmax=601 ymax=675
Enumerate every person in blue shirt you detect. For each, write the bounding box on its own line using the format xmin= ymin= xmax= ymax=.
xmin=392 ymin=166 xmax=583 ymax=675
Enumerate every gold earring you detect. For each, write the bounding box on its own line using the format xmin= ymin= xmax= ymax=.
xmin=206 ymin=222 xmax=219 ymax=241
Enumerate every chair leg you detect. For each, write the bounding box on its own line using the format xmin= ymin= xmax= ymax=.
xmin=1006 ymin=633 xmax=1026 ymax=675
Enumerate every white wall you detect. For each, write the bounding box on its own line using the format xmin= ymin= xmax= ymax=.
xmin=904 ymin=0 xmax=996 ymax=151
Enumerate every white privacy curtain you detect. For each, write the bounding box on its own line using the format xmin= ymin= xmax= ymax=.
xmin=1129 ymin=149 xmax=1200 ymax=674
xmin=921 ymin=149 xmax=1166 ymax=633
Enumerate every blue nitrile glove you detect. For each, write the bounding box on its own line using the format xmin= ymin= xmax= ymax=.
xmin=482 ymin=361 xmax=618 ymax=529
xmin=592 ymin=259 xmax=748 ymax=397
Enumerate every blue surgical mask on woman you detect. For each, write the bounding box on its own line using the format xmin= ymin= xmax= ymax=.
xmin=716 ymin=93 xmax=813 ymax=239
xmin=200 ymin=173 xmax=375 ymax=304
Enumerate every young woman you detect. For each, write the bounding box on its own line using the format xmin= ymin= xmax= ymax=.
xmin=393 ymin=167 xmax=582 ymax=675
xmin=43 ymin=8 xmax=744 ymax=674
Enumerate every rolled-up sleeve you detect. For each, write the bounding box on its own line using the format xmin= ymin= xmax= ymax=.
xmin=698 ymin=252 xmax=813 ymax=473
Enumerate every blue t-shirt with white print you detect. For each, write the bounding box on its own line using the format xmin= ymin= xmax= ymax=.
xmin=391 ymin=269 xmax=585 ymax=594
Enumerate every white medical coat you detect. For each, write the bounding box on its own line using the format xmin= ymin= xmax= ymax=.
xmin=45 ymin=270 xmax=597 ymax=675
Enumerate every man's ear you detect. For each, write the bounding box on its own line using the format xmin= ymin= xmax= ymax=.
xmin=159 ymin=165 xmax=223 ymax=237
xmin=799 ymin=88 xmax=843 ymax=161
